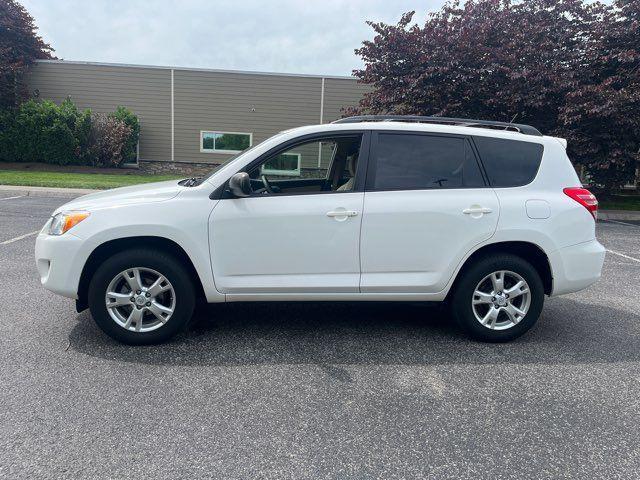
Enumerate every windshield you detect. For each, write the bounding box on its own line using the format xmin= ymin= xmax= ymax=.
xmin=201 ymin=152 xmax=244 ymax=181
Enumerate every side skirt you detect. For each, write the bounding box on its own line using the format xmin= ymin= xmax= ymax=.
xmin=223 ymin=292 xmax=447 ymax=302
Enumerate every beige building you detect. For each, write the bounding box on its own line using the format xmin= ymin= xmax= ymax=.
xmin=27 ymin=60 xmax=368 ymax=175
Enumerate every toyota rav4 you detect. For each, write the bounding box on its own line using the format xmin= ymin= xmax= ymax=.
xmin=35 ymin=116 xmax=606 ymax=344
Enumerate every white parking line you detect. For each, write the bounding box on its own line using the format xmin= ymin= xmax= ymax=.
xmin=0 ymin=195 xmax=25 ymax=201
xmin=0 ymin=230 xmax=39 ymax=245
xmin=606 ymin=249 xmax=640 ymax=263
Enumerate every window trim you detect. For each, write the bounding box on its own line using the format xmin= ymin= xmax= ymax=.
xmin=200 ymin=130 xmax=253 ymax=154
xmin=365 ymin=131 xmax=488 ymax=192
xmin=261 ymin=152 xmax=302 ymax=177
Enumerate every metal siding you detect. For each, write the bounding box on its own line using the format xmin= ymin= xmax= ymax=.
xmin=173 ymin=69 xmax=322 ymax=164
xmin=26 ymin=61 xmax=368 ymax=166
xmin=322 ymin=78 xmax=369 ymax=123
xmin=27 ymin=62 xmax=171 ymax=162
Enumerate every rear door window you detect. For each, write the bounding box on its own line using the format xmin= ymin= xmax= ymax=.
xmin=371 ymin=133 xmax=485 ymax=190
xmin=473 ymin=136 xmax=544 ymax=187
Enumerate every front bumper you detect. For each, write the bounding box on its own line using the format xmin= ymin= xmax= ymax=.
xmin=548 ymin=239 xmax=606 ymax=296
xmin=35 ymin=231 xmax=85 ymax=299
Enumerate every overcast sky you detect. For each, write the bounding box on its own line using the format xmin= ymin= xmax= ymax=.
xmin=21 ymin=0 xmax=445 ymax=77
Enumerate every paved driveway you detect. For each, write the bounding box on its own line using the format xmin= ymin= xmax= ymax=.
xmin=1 ymin=194 xmax=639 ymax=479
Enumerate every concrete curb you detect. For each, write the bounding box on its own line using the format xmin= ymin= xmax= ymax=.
xmin=598 ymin=210 xmax=640 ymax=222
xmin=0 ymin=184 xmax=100 ymax=198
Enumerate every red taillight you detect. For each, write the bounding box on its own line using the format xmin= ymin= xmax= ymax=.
xmin=563 ymin=187 xmax=598 ymax=219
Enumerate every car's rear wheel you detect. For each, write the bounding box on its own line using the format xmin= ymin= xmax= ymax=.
xmin=451 ymin=254 xmax=544 ymax=342
xmin=88 ymin=249 xmax=195 ymax=345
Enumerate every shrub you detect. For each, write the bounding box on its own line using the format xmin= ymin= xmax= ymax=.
xmin=75 ymin=107 xmax=92 ymax=162
xmin=86 ymin=113 xmax=132 ymax=167
xmin=6 ymin=98 xmax=79 ymax=165
xmin=0 ymin=98 xmax=139 ymax=167
xmin=0 ymin=109 xmax=16 ymax=161
xmin=111 ymin=105 xmax=140 ymax=163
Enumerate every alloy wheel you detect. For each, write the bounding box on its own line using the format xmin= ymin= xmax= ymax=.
xmin=471 ymin=270 xmax=531 ymax=330
xmin=105 ymin=267 xmax=176 ymax=333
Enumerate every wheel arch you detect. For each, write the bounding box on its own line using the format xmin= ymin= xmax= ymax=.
xmin=76 ymin=236 xmax=207 ymax=311
xmin=447 ymin=241 xmax=553 ymax=299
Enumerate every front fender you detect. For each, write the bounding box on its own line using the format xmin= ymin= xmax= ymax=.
xmin=70 ymin=198 xmax=223 ymax=303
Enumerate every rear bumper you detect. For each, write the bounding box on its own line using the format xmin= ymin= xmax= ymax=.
xmin=35 ymin=232 xmax=85 ymax=299
xmin=548 ymin=239 xmax=606 ymax=296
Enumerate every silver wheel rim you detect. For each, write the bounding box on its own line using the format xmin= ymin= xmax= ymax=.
xmin=105 ymin=267 xmax=176 ymax=333
xmin=472 ymin=270 xmax=531 ymax=331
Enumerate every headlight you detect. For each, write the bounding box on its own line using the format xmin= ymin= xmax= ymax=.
xmin=48 ymin=211 xmax=90 ymax=235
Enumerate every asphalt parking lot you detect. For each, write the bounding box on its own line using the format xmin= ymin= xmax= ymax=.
xmin=1 ymin=193 xmax=639 ymax=479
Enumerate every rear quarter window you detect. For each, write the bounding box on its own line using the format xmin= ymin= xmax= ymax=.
xmin=473 ymin=136 xmax=544 ymax=187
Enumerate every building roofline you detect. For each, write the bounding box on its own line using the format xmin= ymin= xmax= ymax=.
xmin=35 ymin=59 xmax=358 ymax=81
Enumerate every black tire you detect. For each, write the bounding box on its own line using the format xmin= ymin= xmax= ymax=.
xmin=88 ymin=248 xmax=195 ymax=345
xmin=450 ymin=254 xmax=544 ymax=342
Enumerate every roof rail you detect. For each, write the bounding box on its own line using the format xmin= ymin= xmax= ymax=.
xmin=332 ymin=115 xmax=543 ymax=137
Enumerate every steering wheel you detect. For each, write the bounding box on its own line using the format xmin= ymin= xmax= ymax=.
xmin=261 ymin=175 xmax=275 ymax=194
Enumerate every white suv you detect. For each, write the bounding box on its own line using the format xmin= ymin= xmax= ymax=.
xmin=35 ymin=116 xmax=606 ymax=344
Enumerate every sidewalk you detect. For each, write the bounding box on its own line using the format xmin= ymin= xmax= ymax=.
xmin=598 ymin=210 xmax=640 ymax=221
xmin=0 ymin=184 xmax=99 ymax=198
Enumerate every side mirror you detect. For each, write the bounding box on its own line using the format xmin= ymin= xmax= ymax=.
xmin=228 ymin=172 xmax=252 ymax=198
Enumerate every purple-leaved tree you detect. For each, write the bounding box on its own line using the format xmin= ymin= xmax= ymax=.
xmin=351 ymin=0 xmax=639 ymax=190
xmin=0 ymin=0 xmax=54 ymax=109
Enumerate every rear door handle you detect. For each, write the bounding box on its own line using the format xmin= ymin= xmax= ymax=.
xmin=463 ymin=206 xmax=493 ymax=215
xmin=326 ymin=210 xmax=358 ymax=217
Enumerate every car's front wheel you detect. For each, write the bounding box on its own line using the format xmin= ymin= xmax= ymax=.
xmin=88 ymin=248 xmax=195 ymax=345
xmin=451 ymin=254 xmax=544 ymax=342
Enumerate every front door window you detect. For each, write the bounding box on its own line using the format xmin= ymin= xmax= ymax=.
xmin=245 ymin=135 xmax=363 ymax=195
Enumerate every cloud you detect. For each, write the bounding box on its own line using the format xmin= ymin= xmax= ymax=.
xmin=20 ymin=0 xmax=444 ymax=76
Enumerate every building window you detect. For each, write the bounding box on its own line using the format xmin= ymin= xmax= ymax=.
xmin=201 ymin=131 xmax=252 ymax=154
xmin=261 ymin=152 xmax=302 ymax=177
